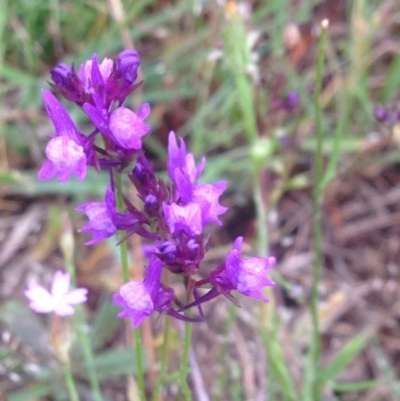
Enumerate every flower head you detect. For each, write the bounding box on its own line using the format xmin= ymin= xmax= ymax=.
xmin=76 ymin=185 xmax=117 ymax=245
xmin=113 ymin=258 xmax=174 ymax=327
xmin=211 ymin=237 xmax=275 ymax=301
xmin=38 ymin=90 xmax=88 ymax=182
xmin=50 ymin=50 xmax=141 ymax=107
xmin=163 ymin=202 xmax=203 ymax=236
xmin=109 ymin=105 xmax=151 ymax=149
xmin=25 ymin=270 xmax=87 ymax=316
xmin=117 ymin=49 xmax=140 ymax=83
xmin=192 ymin=182 xmax=228 ymax=226
xmin=167 ymin=131 xmax=205 ymax=187
xmin=79 ymin=55 xmax=113 ymax=92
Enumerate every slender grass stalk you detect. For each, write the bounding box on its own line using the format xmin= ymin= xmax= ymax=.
xmin=151 ymin=269 xmax=172 ymax=401
xmin=64 ymin=364 xmax=80 ymax=401
xmin=62 ymin=219 xmax=103 ymax=401
xmin=114 ymin=171 xmax=146 ymax=401
xmin=114 ymin=173 xmax=130 ymax=283
xmin=310 ymin=19 xmax=329 ymax=401
xmin=253 ymin=167 xmax=269 ymax=257
xmin=151 ymin=315 xmax=171 ymax=401
xmin=75 ymin=307 xmax=104 ymax=401
xmin=180 ymin=321 xmax=193 ymax=401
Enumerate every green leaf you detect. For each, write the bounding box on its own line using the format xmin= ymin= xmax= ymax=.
xmin=8 ymin=383 xmax=52 ymax=401
xmin=319 ymin=332 xmax=369 ymax=383
xmin=261 ymin=324 xmax=297 ymax=401
xmin=90 ymin=296 xmax=122 ymax=351
xmin=332 ymin=380 xmax=380 ymax=392
xmin=90 ymin=348 xmax=139 ymax=380
xmin=0 ymin=301 xmax=52 ymax=357
xmin=1 ymin=169 xmax=108 ymax=197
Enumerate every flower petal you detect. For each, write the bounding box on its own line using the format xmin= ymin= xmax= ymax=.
xmin=25 ymin=285 xmax=56 ymax=313
xmin=54 ymin=303 xmax=75 ymax=316
xmin=64 ymin=288 xmax=88 ymax=305
xmin=51 ymin=270 xmax=70 ymax=299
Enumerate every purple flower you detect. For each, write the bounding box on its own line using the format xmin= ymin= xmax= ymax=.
xmin=167 ymin=132 xmax=227 ymax=225
xmin=76 ymin=186 xmax=117 ymax=245
xmin=167 ymin=131 xmax=187 ymax=180
xmin=25 ymin=270 xmax=88 ymax=316
xmin=117 ymin=49 xmax=140 ymax=83
xmin=50 ymin=50 xmax=141 ymax=107
xmin=38 ymin=136 xmax=87 ymax=182
xmin=79 ymin=55 xmax=113 ymax=93
xmin=373 ymin=106 xmax=386 ymax=121
xmin=38 ymin=90 xmax=88 ymax=182
xmin=113 ymin=258 xmax=174 ymax=327
xmin=192 ymin=182 xmax=228 ymax=226
xmin=273 ymin=91 xmax=299 ymax=112
xmin=167 ymin=131 xmax=205 ymax=186
xmin=281 ymin=91 xmax=299 ymax=112
xmin=50 ymin=63 xmax=74 ymax=89
xmin=163 ymin=202 xmax=203 ymax=236
xmin=109 ymin=104 xmax=151 ymax=149
xmin=211 ymin=237 xmax=275 ymax=301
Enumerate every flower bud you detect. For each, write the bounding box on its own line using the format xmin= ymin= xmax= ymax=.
xmin=50 ymin=63 xmax=73 ymax=89
xmin=373 ymin=106 xmax=387 ymax=122
xmin=250 ymin=137 xmax=274 ymax=167
xmin=117 ymin=50 xmax=140 ymax=83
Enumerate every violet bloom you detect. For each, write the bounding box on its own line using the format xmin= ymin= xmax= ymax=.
xmin=211 ymin=237 xmax=275 ymax=301
xmin=113 ymin=258 xmax=174 ymax=328
xmin=25 ymin=271 xmax=87 ymax=316
xmin=50 ymin=50 xmax=141 ymax=107
xmin=50 ymin=63 xmax=74 ymax=90
xmin=79 ymin=55 xmax=113 ymax=93
xmin=192 ymin=182 xmax=228 ymax=226
xmin=163 ymin=202 xmax=203 ymax=236
xmin=76 ymin=185 xmax=117 ymax=245
xmin=38 ymin=90 xmax=88 ymax=182
xmin=109 ymin=104 xmax=151 ymax=149
xmin=373 ymin=106 xmax=388 ymax=122
xmin=180 ymin=237 xmax=275 ymax=312
xmin=167 ymin=131 xmax=205 ymax=187
xmin=281 ymin=91 xmax=299 ymax=112
xmin=168 ymin=132 xmax=227 ymax=225
xmin=117 ymin=49 xmax=140 ymax=83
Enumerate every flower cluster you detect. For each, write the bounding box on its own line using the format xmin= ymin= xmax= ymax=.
xmin=35 ymin=50 xmax=275 ymax=327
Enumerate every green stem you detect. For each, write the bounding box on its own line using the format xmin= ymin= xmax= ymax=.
xmin=151 ymin=270 xmax=172 ymax=401
xmin=253 ymin=166 xmax=269 ymax=256
xmin=180 ymin=321 xmax=193 ymax=401
xmin=114 ymin=173 xmax=130 ymax=283
xmin=76 ymin=307 xmax=103 ymax=401
xmin=64 ymin=257 xmax=103 ymax=401
xmin=311 ymin=20 xmax=329 ymax=400
xmin=114 ymin=171 xmax=146 ymax=401
xmin=64 ymin=364 xmax=80 ymax=401
xmin=151 ymin=316 xmax=171 ymax=401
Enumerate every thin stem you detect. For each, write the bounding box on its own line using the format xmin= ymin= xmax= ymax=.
xmin=253 ymin=167 xmax=269 ymax=257
xmin=180 ymin=321 xmax=193 ymax=401
xmin=151 ymin=269 xmax=172 ymax=401
xmin=64 ymin=246 xmax=103 ymax=401
xmin=134 ymin=328 xmax=146 ymax=399
xmin=75 ymin=307 xmax=103 ymax=401
xmin=114 ymin=172 xmax=130 ymax=283
xmin=151 ymin=316 xmax=171 ymax=401
xmin=114 ymin=170 xmax=146 ymax=401
xmin=64 ymin=364 xmax=80 ymax=401
xmin=311 ymin=19 xmax=329 ymax=400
